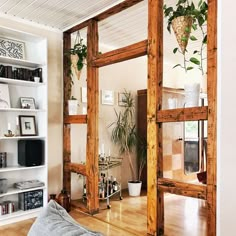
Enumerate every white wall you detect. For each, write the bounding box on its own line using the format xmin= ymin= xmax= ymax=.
xmin=218 ymin=0 xmax=236 ymax=234
xmin=0 ymin=17 xmax=64 ymax=197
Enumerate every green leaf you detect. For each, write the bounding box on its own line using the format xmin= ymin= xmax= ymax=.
xmin=173 ymin=64 xmax=181 ymax=69
xmin=193 ymin=50 xmax=199 ymax=54
xmin=185 ymin=27 xmax=191 ymax=33
xmin=198 ymin=0 xmax=203 ymax=7
xmin=190 ymin=35 xmax=197 ymax=41
xmin=177 ymin=0 xmax=187 ymax=6
xmin=197 ymin=15 xmax=205 ymax=26
xmin=190 ymin=57 xmax=200 ymax=65
xmin=173 ymin=48 xmax=178 ymax=54
xmin=203 ymin=35 xmax=207 ymax=44
xmin=192 ymin=24 xmax=197 ymax=30
xmin=181 ymin=36 xmax=188 ymax=42
xmin=187 ymin=67 xmax=194 ymax=70
xmin=164 ymin=7 xmax=173 ymax=16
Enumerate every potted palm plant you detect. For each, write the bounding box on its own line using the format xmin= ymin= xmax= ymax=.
xmin=109 ymin=90 xmax=144 ymax=196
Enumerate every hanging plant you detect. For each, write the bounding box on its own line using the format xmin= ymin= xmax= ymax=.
xmin=164 ymin=0 xmax=208 ymax=75
xmin=65 ymin=32 xmax=87 ymax=81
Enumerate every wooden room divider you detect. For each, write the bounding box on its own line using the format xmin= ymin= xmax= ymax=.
xmin=63 ymin=0 xmax=217 ymax=235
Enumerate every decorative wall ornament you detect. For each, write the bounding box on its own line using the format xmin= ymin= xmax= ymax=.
xmin=0 ymin=37 xmax=25 ymax=59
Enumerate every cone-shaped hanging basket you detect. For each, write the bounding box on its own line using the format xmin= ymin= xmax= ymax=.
xmin=71 ymin=54 xmax=82 ymax=80
xmin=171 ymin=16 xmax=193 ymax=54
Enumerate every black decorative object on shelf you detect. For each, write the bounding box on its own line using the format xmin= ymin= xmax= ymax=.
xmin=19 ymin=189 xmax=43 ymax=211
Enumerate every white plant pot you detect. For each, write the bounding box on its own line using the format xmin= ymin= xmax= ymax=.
xmin=68 ymin=100 xmax=78 ymax=115
xmin=184 ymin=83 xmax=200 ymax=107
xmin=128 ymin=181 xmax=142 ymax=197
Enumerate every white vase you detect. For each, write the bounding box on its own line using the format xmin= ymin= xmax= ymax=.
xmin=128 ymin=181 xmax=142 ymax=197
xmin=68 ymin=100 xmax=78 ymax=115
xmin=184 ymin=83 xmax=200 ymax=107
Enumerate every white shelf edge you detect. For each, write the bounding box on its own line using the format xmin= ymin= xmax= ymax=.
xmin=0 ymin=77 xmax=46 ymax=87
xmin=0 ymin=208 xmax=42 ymax=221
xmin=0 ymin=165 xmax=46 ymax=173
xmin=0 ymin=55 xmax=45 ymax=68
xmin=0 ymin=136 xmax=46 ymax=140
xmin=0 ymin=108 xmax=46 ymax=112
xmin=0 ymin=186 xmax=46 ymax=198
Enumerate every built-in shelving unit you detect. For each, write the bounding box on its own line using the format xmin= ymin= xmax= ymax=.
xmin=0 ymin=26 xmax=48 ymax=225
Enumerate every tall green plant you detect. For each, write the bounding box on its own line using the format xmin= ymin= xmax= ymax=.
xmin=109 ymin=90 xmax=137 ymax=180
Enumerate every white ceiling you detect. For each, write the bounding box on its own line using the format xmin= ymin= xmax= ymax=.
xmin=0 ymin=0 xmax=205 ymax=68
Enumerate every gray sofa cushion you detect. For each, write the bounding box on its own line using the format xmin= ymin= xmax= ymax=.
xmin=28 ymin=200 xmax=103 ymax=236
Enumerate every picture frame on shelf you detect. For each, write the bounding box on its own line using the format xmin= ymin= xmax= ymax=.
xmin=81 ymin=87 xmax=87 ymax=103
xmin=118 ymin=92 xmax=126 ymax=106
xmin=101 ymin=90 xmax=114 ymax=105
xmin=19 ymin=115 xmax=37 ymax=136
xmin=0 ymin=37 xmax=25 ymax=59
xmin=0 ymin=84 xmax=10 ymax=108
xmin=20 ymin=97 xmax=36 ymax=109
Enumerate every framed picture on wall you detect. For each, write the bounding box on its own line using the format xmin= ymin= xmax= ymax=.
xmin=118 ymin=92 xmax=127 ymax=106
xmin=0 ymin=84 xmax=10 ymax=108
xmin=101 ymin=90 xmax=114 ymax=105
xmin=19 ymin=115 xmax=37 ymax=136
xmin=0 ymin=37 xmax=25 ymax=59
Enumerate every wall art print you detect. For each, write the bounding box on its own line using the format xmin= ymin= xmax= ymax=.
xmin=0 ymin=37 xmax=25 ymax=59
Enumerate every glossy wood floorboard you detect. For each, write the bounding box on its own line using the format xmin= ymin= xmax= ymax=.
xmin=0 ymin=191 xmax=207 ymax=236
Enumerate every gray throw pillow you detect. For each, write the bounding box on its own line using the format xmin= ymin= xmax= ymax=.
xmin=28 ymin=200 xmax=103 ymax=236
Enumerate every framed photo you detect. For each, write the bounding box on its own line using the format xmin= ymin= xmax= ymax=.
xmin=19 ymin=116 xmax=37 ymax=136
xmin=20 ymin=97 xmax=36 ymax=109
xmin=101 ymin=90 xmax=114 ymax=105
xmin=118 ymin=92 xmax=127 ymax=106
xmin=0 ymin=37 xmax=25 ymax=59
xmin=81 ymin=87 xmax=87 ymax=103
xmin=0 ymin=84 xmax=10 ymax=108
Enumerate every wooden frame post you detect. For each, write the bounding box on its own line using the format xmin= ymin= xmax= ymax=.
xmin=86 ymin=19 xmax=99 ymax=214
xmin=147 ymin=0 xmax=163 ymax=235
xmin=207 ymin=0 xmax=217 ymax=235
xmin=63 ymin=32 xmax=72 ymax=195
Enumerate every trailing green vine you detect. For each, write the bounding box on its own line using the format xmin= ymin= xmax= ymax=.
xmin=164 ymin=0 xmax=208 ymax=75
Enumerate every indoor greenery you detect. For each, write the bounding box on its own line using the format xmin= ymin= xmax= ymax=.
xmin=164 ymin=0 xmax=208 ymax=75
xmin=109 ymin=90 xmax=137 ymax=181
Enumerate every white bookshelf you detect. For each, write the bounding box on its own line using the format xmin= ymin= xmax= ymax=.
xmin=0 ymin=26 xmax=48 ymax=225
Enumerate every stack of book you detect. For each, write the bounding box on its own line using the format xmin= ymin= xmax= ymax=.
xmin=15 ymin=180 xmax=44 ymax=190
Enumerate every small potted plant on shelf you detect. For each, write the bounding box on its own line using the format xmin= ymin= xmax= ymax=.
xmin=109 ymin=90 xmax=144 ymax=196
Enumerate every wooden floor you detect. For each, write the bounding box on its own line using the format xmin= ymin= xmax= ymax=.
xmin=0 ymin=191 xmax=207 ymax=236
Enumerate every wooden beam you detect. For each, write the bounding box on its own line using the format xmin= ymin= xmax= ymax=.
xmin=158 ymin=178 xmax=207 ymax=200
xmin=86 ymin=19 xmax=99 ymax=214
xmin=207 ymin=0 xmax=217 ymax=235
xmin=147 ymin=0 xmax=163 ymax=235
xmin=63 ymin=32 xmax=72 ymax=197
xmin=96 ymin=0 xmax=144 ymax=21
xmin=63 ymin=124 xmax=71 ymax=195
xmin=63 ymin=32 xmax=71 ymax=116
xmin=64 ymin=115 xmax=87 ymax=124
xmin=93 ymin=40 xmax=147 ymax=67
xmin=157 ymin=106 xmax=208 ymax=123
xmin=65 ymin=0 xmax=143 ymax=34
xmin=65 ymin=163 xmax=87 ymax=176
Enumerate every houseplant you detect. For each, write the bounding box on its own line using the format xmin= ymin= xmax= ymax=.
xmin=109 ymin=90 xmax=143 ymax=196
xmin=164 ymin=0 xmax=208 ymax=75
xmin=67 ymin=37 xmax=87 ymax=80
